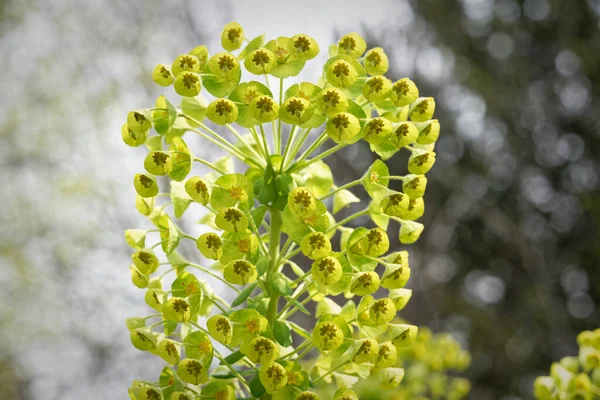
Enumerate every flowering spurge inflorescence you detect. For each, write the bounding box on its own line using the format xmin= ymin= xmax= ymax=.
xmin=123 ymin=22 xmax=443 ymax=400
xmin=534 ymin=329 xmax=600 ymax=400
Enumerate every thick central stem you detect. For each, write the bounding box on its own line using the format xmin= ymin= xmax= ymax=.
xmin=266 ymin=207 xmax=282 ymax=324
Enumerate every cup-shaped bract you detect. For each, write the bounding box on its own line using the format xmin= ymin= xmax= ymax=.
xmin=221 ymin=22 xmax=244 ymax=51
xmin=288 ymin=187 xmax=317 ymax=218
xmin=400 ymin=221 xmax=425 ymax=244
xmin=381 ymin=265 xmax=411 ymax=290
xmin=363 ymin=117 xmax=393 ymax=145
xmin=250 ymin=95 xmax=279 ymax=123
xmin=246 ymin=336 xmax=279 ymax=364
xmin=280 ymin=97 xmax=314 ymax=125
xmin=224 ymin=259 xmax=257 ymax=285
xmin=326 ymin=112 xmax=361 ymax=144
xmin=390 ymin=121 xmax=419 ymax=148
xmin=171 ymin=54 xmax=201 ymax=76
xmin=174 ymin=72 xmax=202 ymax=97
xmin=215 ymin=207 xmax=249 ymax=233
xmin=152 ymin=64 xmax=174 ymax=86
xmin=409 ymin=97 xmax=436 ymax=122
xmin=207 ymin=98 xmax=238 ymax=125
xmin=326 ymin=60 xmax=358 ymax=88
xmin=189 ymin=44 xmax=209 ymax=69
xmin=370 ymin=298 xmax=396 ymax=325
xmin=132 ymin=249 xmax=159 ymax=274
xmin=315 ymin=87 xmax=349 ymax=117
xmin=403 ymin=174 xmax=427 ymax=199
xmin=130 ymin=327 xmax=156 ymax=351
xmin=130 ymin=265 xmax=149 ymax=289
xmin=351 ymin=271 xmax=381 ymax=296
xmin=121 ymin=124 xmax=146 ymax=147
xmin=390 ymin=78 xmax=419 ymax=107
xmin=353 ymin=338 xmax=380 ymax=364
xmin=415 ymin=119 xmax=441 ymax=144
xmin=311 ymin=256 xmax=343 ymax=286
xmin=196 ymin=232 xmax=223 ymax=260
xmin=375 ymin=341 xmax=398 ymax=368
xmin=289 ymin=34 xmax=320 ymax=61
xmin=144 ymin=151 xmax=172 ymax=176
xmin=295 ymin=392 xmax=320 ymax=400
xmin=300 ymin=232 xmax=332 ymax=260
xmin=163 ymin=297 xmax=191 ymax=322
xmin=408 ymin=149 xmax=436 ymax=175
xmin=381 ymin=193 xmax=410 ymax=218
xmin=185 ymin=176 xmax=210 ymax=204
xmin=364 ymin=47 xmax=389 ymax=75
xmin=207 ymin=314 xmax=233 ymax=345
xmin=127 ymin=111 xmax=152 ymax=135
xmin=337 ymin=32 xmax=366 ymax=58
xmin=157 ymin=339 xmax=181 ymax=365
xmin=208 ymin=52 xmax=240 ymax=82
xmin=362 ymin=76 xmax=392 ymax=102
xmin=259 ymin=362 xmax=288 ymax=394
xmin=177 ymin=358 xmax=208 ymax=385
xmin=313 ymin=320 xmax=344 ymax=352
xmin=245 ymin=48 xmax=276 ymax=75
xmin=133 ymin=173 xmax=159 ymax=198
xmin=360 ymin=227 xmax=390 ymax=257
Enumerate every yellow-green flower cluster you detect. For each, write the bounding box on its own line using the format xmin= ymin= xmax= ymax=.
xmin=122 ymin=22 xmax=447 ymax=399
xmin=534 ymin=329 xmax=600 ymax=400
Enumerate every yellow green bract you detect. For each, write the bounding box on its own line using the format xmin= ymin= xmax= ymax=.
xmin=122 ymin=22 xmax=457 ymax=400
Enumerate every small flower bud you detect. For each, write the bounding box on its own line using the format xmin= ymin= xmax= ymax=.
xmin=381 ymin=265 xmax=411 ymax=289
xmin=390 ymin=122 xmax=419 ymax=148
xmin=207 ymin=314 xmax=233 ymax=345
xmin=337 ymin=33 xmax=367 ymax=58
xmin=288 ymin=187 xmax=317 ymax=218
xmin=364 ymin=47 xmax=389 ymax=75
xmin=134 ymin=174 xmax=159 ymax=198
xmin=363 ymin=117 xmax=393 ymax=145
xmin=121 ymin=124 xmax=146 ymax=147
xmin=390 ymin=78 xmax=419 ymax=107
xmin=289 ymin=34 xmax=320 ymax=60
xmin=351 ymin=271 xmax=381 ymax=296
xmin=246 ymin=336 xmax=279 ymax=364
xmin=215 ymin=207 xmax=249 ymax=233
xmin=400 ymin=221 xmax=424 ymax=244
xmin=208 ymin=52 xmax=240 ymax=82
xmin=352 ymin=338 xmax=380 ymax=364
xmin=402 ymin=174 xmax=427 ymax=199
xmin=407 ymin=149 xmax=436 ymax=174
xmin=375 ymin=341 xmax=397 ymax=368
xmin=380 ymin=193 xmax=410 ymax=218
xmin=130 ymin=327 xmax=156 ymax=351
xmin=315 ymin=88 xmax=348 ymax=117
xmin=389 ymin=288 xmax=412 ymax=310
xmin=370 ymin=298 xmax=396 ymax=325
xmin=174 ymin=72 xmax=202 ymax=97
xmin=171 ymin=54 xmax=201 ymax=76
xmin=362 ymin=75 xmax=392 ymax=102
xmin=145 ymin=288 xmax=164 ymax=312
xmin=326 ymin=59 xmax=358 ymax=88
xmin=163 ymin=297 xmax=191 ymax=322
xmin=221 ymin=22 xmax=244 ymax=51
xmin=177 ymin=358 xmax=208 ymax=385
xmin=326 ymin=112 xmax=361 ymax=144
xmin=250 ymin=95 xmax=279 ymax=123
xmin=157 ymin=338 xmax=181 ymax=365
xmin=245 ymin=48 xmax=276 ymax=75
xmin=333 ymin=389 xmax=358 ymax=400
xmin=224 ymin=259 xmax=257 ymax=285
xmin=132 ymin=249 xmax=159 ymax=274
xmin=415 ymin=119 xmax=440 ymax=144
xmin=127 ymin=110 xmax=152 ymax=135
xmin=361 ymin=228 xmax=390 ymax=257
xmin=311 ymin=256 xmax=343 ymax=286
xmin=152 ymin=64 xmax=174 ymax=86
xmin=313 ymin=320 xmax=344 ymax=351
xmin=207 ymin=98 xmax=238 ymax=125
xmin=279 ymin=97 xmax=314 ymax=125
xmin=300 ymin=232 xmax=332 ymax=260
xmin=402 ymin=197 xmax=425 ymax=221
xmin=196 ymin=232 xmax=223 ymax=260
xmin=409 ymin=97 xmax=436 ymax=122
xmin=189 ymin=45 xmax=209 ymax=69
xmin=185 ymin=176 xmax=210 ymax=204
xmin=130 ymin=265 xmax=149 ymax=289
xmin=259 ymin=362 xmax=288 ymax=394
xmin=144 ymin=151 xmax=172 ymax=176
xmin=295 ymin=392 xmax=320 ymax=400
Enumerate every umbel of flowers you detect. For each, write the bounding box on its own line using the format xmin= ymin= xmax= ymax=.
xmin=123 ymin=22 xmax=441 ymax=400
xmin=534 ymin=329 xmax=600 ymax=400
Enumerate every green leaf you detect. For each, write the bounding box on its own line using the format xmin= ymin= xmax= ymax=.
xmin=167 ymin=250 xmax=189 ymax=266
xmin=171 ymin=271 xmax=202 ymax=312
xmin=284 ymin=82 xmax=322 ymax=101
xmin=214 ymin=155 xmax=235 ymax=175
xmin=288 ymin=298 xmax=310 ymax=316
xmin=229 ymin=81 xmax=273 ymax=103
xmin=251 ymin=205 xmax=269 ymax=227
xmin=180 ymin=94 xmax=208 ymax=125
xmin=210 ymin=173 xmax=254 ymax=210
xmin=238 ymin=34 xmax=265 ymax=60
xmin=203 ymin=67 xmax=241 ymax=98
xmin=198 ymin=212 xmax=218 ymax=230
xmin=289 ymin=321 xmax=312 ymax=340
xmin=346 ymin=99 xmax=367 ymax=119
xmin=222 ymin=350 xmax=245 ymax=365
xmin=232 ymin=282 xmax=258 ymax=307
xmin=369 ymin=137 xmax=399 ymax=160
xmin=170 ymin=181 xmax=192 ymax=219
xmin=301 ymin=161 xmax=333 ymax=198
xmin=145 ymin=136 xmax=163 ymax=152
xmin=369 ymin=200 xmax=389 ymax=230
xmin=163 ymin=216 xmax=182 ymax=255
xmin=271 ymin=59 xmax=306 ymax=79
xmin=333 ymin=189 xmax=360 ymax=214
xmin=125 ymin=229 xmax=147 ymax=249
xmin=183 ymin=330 xmax=213 ymax=367
xmin=249 ymin=374 xmax=266 ymax=398
xmin=345 ymin=228 xmax=377 ymax=271
xmin=273 ymin=321 xmax=292 ymax=347
xmin=153 ymin=95 xmax=177 ymax=135
xmin=269 ymin=273 xmax=292 ymax=296
xmin=362 ymin=159 xmax=390 ymax=203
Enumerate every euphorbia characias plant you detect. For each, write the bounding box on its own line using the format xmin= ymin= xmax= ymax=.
xmin=123 ymin=22 xmax=440 ymax=400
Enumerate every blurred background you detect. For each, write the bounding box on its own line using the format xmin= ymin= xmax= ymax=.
xmin=1 ymin=0 xmax=599 ymax=399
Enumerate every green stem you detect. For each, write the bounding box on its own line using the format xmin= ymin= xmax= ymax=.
xmin=281 ymin=125 xmax=297 ymax=168
xmin=291 ymin=142 xmax=347 ymax=173
xmin=380 ymin=175 xmax=406 ymax=181
xmin=225 ymin=124 xmax=266 ymax=166
xmin=326 ymin=208 xmax=370 ymax=233
xmin=319 ymin=179 xmax=362 ymax=200
xmin=266 ymin=208 xmax=283 ymax=325
xmin=188 ymin=263 xmax=241 ymax=293
xmin=279 ymin=340 xmax=313 ymax=361
xmin=250 ymin=126 xmax=268 ymax=159
xmin=286 ymin=128 xmax=312 ymax=168
xmin=278 ymin=78 xmax=284 ymax=155
xmin=314 ymin=360 xmax=350 ymax=383
xmin=188 ymin=127 xmax=248 ymax=163
xmin=259 ymin=124 xmax=272 ymax=157
xmin=193 ymin=157 xmax=227 ymax=175
xmin=289 ymin=131 xmax=327 ymax=170
xmin=214 ymin=353 xmax=252 ymax=392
